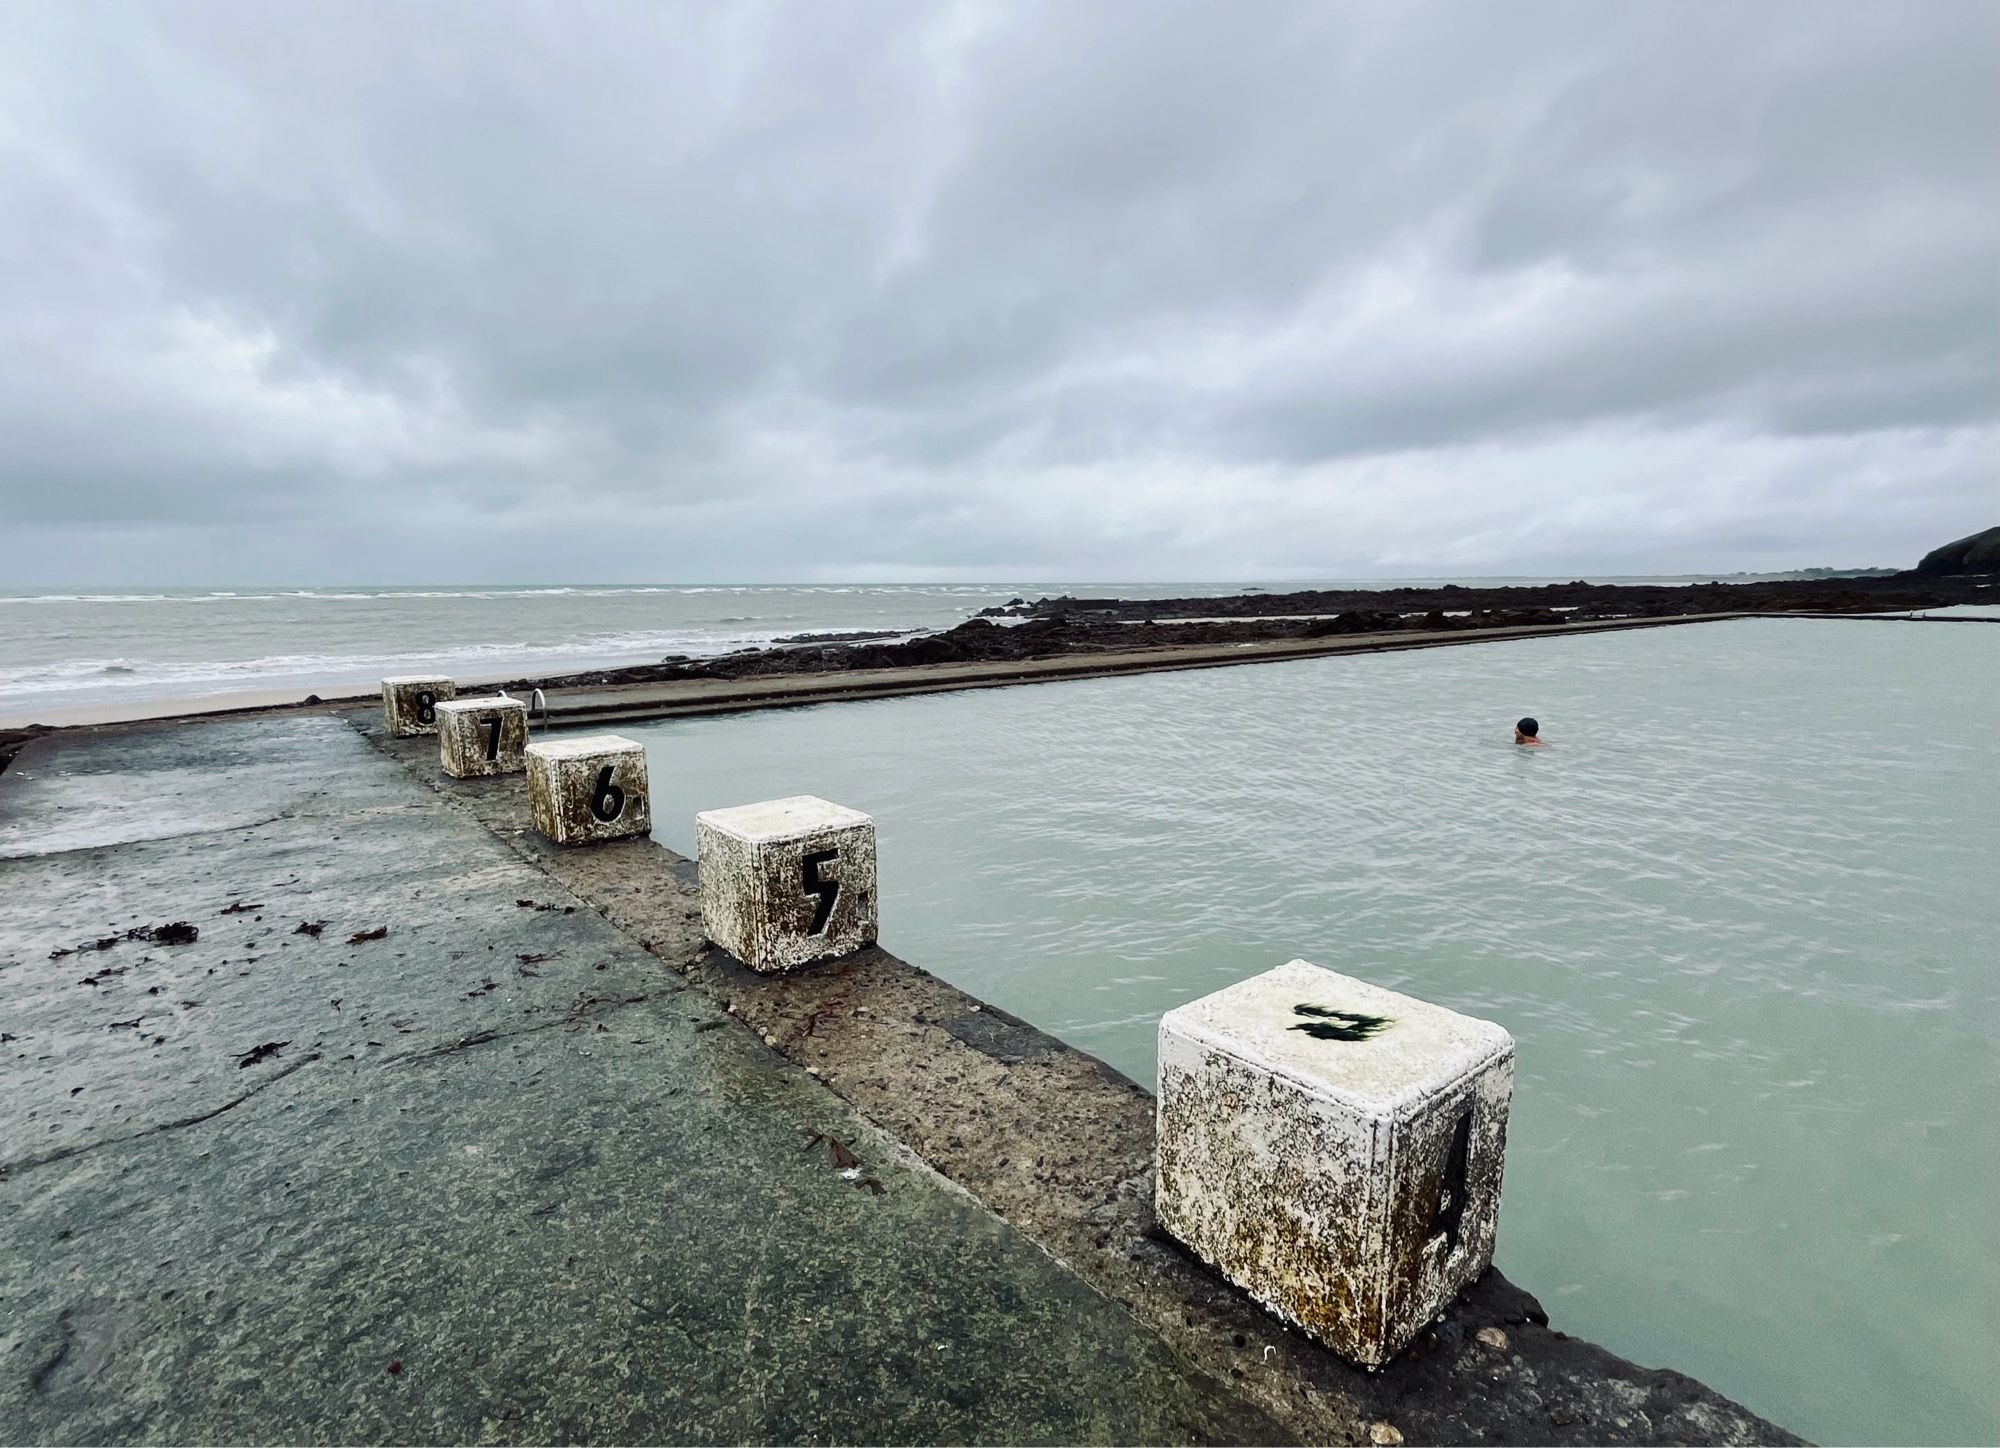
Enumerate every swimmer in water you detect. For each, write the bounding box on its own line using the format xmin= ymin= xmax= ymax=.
xmin=1514 ymin=716 xmax=1544 ymax=747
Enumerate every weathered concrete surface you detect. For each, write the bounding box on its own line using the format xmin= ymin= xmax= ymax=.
xmin=0 ymin=716 xmax=400 ymax=860
xmin=1156 ymin=962 xmax=1515 ymax=1367
xmin=525 ymin=733 xmax=651 ymax=844
xmin=0 ymin=717 xmax=1283 ymax=1445
xmin=436 ymin=696 xmax=528 ymax=779
xmin=697 ymin=797 xmax=878 ymax=973
xmin=370 ymin=718 xmax=1805 ymax=1446
xmin=380 ymin=677 xmax=455 ymax=738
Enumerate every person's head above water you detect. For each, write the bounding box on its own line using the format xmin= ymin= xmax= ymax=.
xmin=1514 ymin=716 xmax=1542 ymax=746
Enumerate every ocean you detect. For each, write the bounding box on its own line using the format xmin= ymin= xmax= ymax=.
xmin=0 ymin=583 xmax=1011 ymax=724
xmin=623 ymin=617 xmax=1998 ymax=1447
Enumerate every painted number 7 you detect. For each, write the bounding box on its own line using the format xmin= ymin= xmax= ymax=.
xmin=483 ymin=715 xmax=503 ymax=762
xmin=801 ymin=849 xmax=840 ymax=934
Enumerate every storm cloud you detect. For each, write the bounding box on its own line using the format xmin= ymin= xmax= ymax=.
xmin=1 ymin=0 xmax=1993 ymax=583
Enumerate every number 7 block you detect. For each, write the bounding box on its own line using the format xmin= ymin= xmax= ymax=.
xmin=696 ymin=796 xmax=877 ymax=972
xmin=525 ymin=734 xmax=652 ymax=844
xmin=435 ymin=696 xmax=528 ymax=778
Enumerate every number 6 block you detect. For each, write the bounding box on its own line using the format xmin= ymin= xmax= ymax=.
xmin=381 ymin=676 xmax=457 ymax=737
xmin=525 ymin=734 xmax=652 ymax=844
xmin=696 ymin=796 xmax=877 ymax=972
xmin=1156 ymin=960 xmax=1514 ymax=1367
xmin=435 ymin=696 xmax=529 ymax=778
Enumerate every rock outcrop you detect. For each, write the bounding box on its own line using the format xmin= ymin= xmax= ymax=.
xmin=1914 ymin=526 xmax=2000 ymax=577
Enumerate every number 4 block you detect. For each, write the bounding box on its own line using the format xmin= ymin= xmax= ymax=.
xmin=1156 ymin=959 xmax=1514 ymax=1367
xmin=696 ymin=796 xmax=877 ymax=972
xmin=381 ymin=676 xmax=456 ymax=737
xmin=525 ymin=734 xmax=652 ymax=844
xmin=435 ymin=696 xmax=528 ymax=778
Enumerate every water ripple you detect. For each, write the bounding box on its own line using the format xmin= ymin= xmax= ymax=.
xmin=633 ymin=619 xmax=1997 ymax=1448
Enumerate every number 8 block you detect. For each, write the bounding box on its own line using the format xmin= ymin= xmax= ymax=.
xmin=435 ymin=696 xmax=529 ymax=778
xmin=381 ymin=676 xmax=457 ymax=737
xmin=525 ymin=734 xmax=652 ymax=844
xmin=696 ymin=796 xmax=877 ymax=972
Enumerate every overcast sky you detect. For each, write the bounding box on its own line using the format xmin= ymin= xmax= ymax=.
xmin=1 ymin=1 xmax=1993 ymax=585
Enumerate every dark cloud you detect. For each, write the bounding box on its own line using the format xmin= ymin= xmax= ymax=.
xmin=0 ymin=0 xmax=1992 ymax=584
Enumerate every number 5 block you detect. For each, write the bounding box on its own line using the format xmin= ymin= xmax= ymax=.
xmin=381 ymin=676 xmax=456 ymax=737
xmin=525 ymin=734 xmax=651 ymax=844
xmin=435 ymin=696 xmax=529 ymax=778
xmin=696 ymin=796 xmax=877 ymax=972
xmin=1156 ymin=959 xmax=1514 ymax=1367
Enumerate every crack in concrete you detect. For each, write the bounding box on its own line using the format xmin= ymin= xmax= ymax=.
xmin=0 ymin=811 xmax=301 ymax=863
xmin=27 ymin=1313 xmax=73 ymax=1396
xmin=381 ymin=990 xmax=683 ymax=1066
xmin=0 ymin=1052 xmax=325 ymax=1179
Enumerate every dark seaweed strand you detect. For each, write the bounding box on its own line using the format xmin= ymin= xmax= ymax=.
xmin=1289 ymin=1004 xmax=1394 ymax=1042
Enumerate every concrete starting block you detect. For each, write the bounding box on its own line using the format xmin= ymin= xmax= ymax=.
xmin=696 ymin=796 xmax=877 ymax=972
xmin=525 ymin=734 xmax=651 ymax=844
xmin=1155 ymin=959 xmax=1513 ymax=1367
xmin=435 ymin=696 xmax=529 ymax=779
xmin=381 ymin=676 xmax=457 ymax=737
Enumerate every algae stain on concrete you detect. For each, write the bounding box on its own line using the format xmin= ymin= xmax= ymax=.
xmin=1290 ymin=1004 xmax=1394 ymax=1043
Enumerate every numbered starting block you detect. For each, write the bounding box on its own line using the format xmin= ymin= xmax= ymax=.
xmin=696 ymin=796 xmax=877 ymax=972
xmin=525 ymin=734 xmax=651 ymax=844
xmin=381 ymin=676 xmax=456 ymax=737
xmin=435 ymin=695 xmax=529 ymax=779
xmin=1155 ymin=959 xmax=1514 ymax=1367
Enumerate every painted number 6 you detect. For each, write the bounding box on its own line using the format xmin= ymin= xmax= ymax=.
xmin=589 ymin=765 xmax=624 ymax=823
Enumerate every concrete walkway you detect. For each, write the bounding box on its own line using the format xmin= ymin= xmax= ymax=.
xmin=0 ymin=717 xmax=1282 ymax=1444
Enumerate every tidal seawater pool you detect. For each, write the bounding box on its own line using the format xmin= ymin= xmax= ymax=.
xmin=629 ymin=619 xmax=1999 ymax=1446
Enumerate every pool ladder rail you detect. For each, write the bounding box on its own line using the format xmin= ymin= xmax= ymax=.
xmin=495 ymin=688 xmax=554 ymax=737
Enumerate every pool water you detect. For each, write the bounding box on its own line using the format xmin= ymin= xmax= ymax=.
xmin=630 ymin=618 xmax=1999 ymax=1446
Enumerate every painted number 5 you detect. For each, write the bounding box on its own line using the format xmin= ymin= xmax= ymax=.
xmin=589 ymin=765 xmax=624 ymax=823
xmin=801 ymin=849 xmax=839 ymax=934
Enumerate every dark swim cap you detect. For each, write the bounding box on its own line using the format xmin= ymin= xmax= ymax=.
xmin=1517 ymin=717 xmax=1539 ymax=736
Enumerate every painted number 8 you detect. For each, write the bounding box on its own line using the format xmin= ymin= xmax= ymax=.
xmin=589 ymin=765 xmax=625 ymax=823
xmin=414 ymin=690 xmax=437 ymax=725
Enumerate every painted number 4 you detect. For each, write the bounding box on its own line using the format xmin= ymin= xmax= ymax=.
xmin=801 ymin=849 xmax=839 ymax=934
